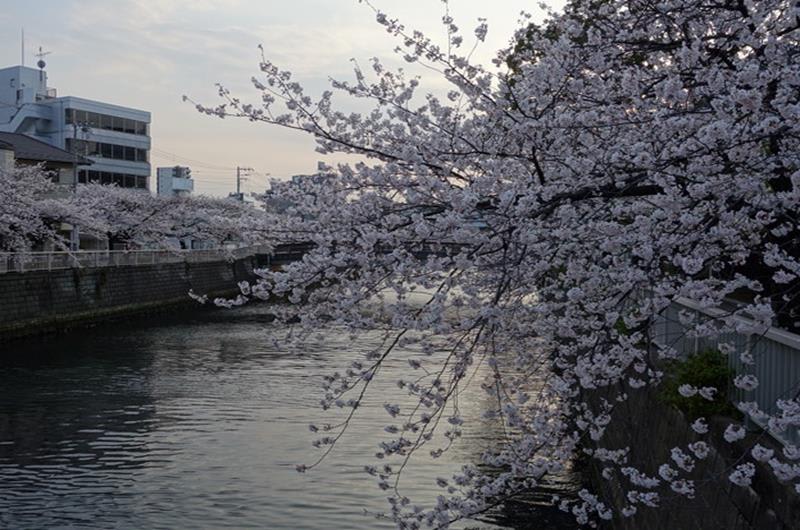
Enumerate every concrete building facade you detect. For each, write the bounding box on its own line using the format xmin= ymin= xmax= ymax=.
xmin=0 ymin=64 xmax=151 ymax=190
xmin=0 ymin=131 xmax=91 ymax=184
xmin=156 ymin=166 xmax=194 ymax=197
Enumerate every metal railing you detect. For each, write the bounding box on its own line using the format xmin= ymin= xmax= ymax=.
xmin=0 ymin=245 xmax=272 ymax=274
xmin=652 ymin=297 xmax=800 ymax=446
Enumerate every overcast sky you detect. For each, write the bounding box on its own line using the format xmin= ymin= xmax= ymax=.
xmin=0 ymin=1 xmax=562 ymax=195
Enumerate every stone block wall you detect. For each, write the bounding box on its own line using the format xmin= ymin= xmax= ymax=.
xmin=584 ymin=382 xmax=800 ymax=529
xmin=0 ymin=257 xmax=257 ymax=339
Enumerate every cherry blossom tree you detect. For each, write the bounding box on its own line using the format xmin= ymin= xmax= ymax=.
xmin=0 ymin=164 xmax=78 ymax=252
xmin=168 ymin=193 xmax=277 ymax=248
xmin=0 ymin=168 xmax=277 ymax=253
xmin=72 ymin=183 xmax=273 ymax=250
xmin=196 ymin=0 xmax=800 ymax=526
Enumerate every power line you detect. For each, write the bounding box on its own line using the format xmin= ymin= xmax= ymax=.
xmin=190 ymin=175 xmax=232 ymax=182
xmin=151 ymin=147 xmax=231 ymax=166
xmin=151 ymin=158 xmax=233 ymax=172
xmin=190 ymin=176 xmax=241 ymax=184
xmin=191 ymin=171 xmax=237 ymax=176
xmin=190 ymin=170 xmax=247 ymax=181
xmin=186 ymin=166 xmax=232 ymax=171
xmin=149 ymin=149 xmax=267 ymax=197
xmin=150 ymin=148 xmax=235 ymax=171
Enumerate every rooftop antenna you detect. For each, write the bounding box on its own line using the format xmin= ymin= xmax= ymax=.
xmin=20 ymin=28 xmax=24 ymax=66
xmin=35 ymin=46 xmax=51 ymax=70
xmin=35 ymin=46 xmax=51 ymax=85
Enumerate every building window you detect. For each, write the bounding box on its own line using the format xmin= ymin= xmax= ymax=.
xmin=77 ymin=169 xmax=144 ymax=189
xmin=88 ymin=112 xmax=101 ymax=128
xmin=64 ymin=108 xmax=149 ymax=136
xmin=67 ymin=139 xmax=148 ymax=164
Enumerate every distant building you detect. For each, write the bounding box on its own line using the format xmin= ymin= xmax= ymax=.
xmin=0 ymin=131 xmax=91 ymax=183
xmin=156 ymin=166 xmax=194 ymax=197
xmin=0 ymin=62 xmax=151 ymax=190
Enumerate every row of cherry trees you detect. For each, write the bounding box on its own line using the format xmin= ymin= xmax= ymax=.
xmin=0 ymin=165 xmax=273 ymax=252
xmin=198 ymin=0 xmax=799 ymax=527
xmin=0 ymin=165 xmax=70 ymax=252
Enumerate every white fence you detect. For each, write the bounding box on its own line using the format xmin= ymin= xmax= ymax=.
xmin=0 ymin=246 xmax=271 ymax=274
xmin=652 ymin=297 xmax=800 ymax=447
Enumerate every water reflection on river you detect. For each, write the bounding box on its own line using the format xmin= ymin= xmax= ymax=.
xmin=0 ymin=305 xmax=580 ymax=529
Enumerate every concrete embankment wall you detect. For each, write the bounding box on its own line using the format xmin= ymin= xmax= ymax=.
xmin=585 ymin=383 xmax=800 ymax=530
xmin=0 ymin=257 xmax=257 ymax=339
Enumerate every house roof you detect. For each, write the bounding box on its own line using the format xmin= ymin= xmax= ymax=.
xmin=0 ymin=132 xmax=92 ymax=165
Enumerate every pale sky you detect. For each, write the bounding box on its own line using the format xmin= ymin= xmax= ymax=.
xmin=0 ymin=1 xmax=562 ymax=196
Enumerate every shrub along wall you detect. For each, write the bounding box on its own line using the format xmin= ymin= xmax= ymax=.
xmin=0 ymin=257 xmax=257 ymax=339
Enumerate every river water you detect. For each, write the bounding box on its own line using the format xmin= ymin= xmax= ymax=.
xmin=0 ymin=305 xmax=580 ymax=529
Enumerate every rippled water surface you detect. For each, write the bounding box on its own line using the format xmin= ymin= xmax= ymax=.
xmin=0 ymin=305 xmax=580 ymax=529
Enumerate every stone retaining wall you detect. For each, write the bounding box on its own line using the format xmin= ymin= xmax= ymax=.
xmin=585 ymin=382 xmax=799 ymax=529
xmin=0 ymin=257 xmax=257 ymax=339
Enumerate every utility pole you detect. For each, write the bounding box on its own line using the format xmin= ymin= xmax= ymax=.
xmin=235 ymin=166 xmax=253 ymax=201
xmin=70 ymin=121 xmax=90 ymax=251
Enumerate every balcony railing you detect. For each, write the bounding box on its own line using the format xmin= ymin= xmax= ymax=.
xmin=0 ymin=246 xmax=270 ymax=274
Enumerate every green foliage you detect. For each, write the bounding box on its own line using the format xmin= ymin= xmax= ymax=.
xmin=660 ymin=348 xmax=736 ymax=420
xmin=614 ymin=317 xmax=631 ymax=337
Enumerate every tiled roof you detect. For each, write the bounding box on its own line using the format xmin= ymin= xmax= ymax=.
xmin=0 ymin=132 xmax=92 ymax=165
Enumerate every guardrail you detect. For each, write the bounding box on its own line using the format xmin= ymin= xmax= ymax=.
xmin=0 ymin=245 xmax=272 ymax=274
xmin=652 ymin=297 xmax=800 ymax=447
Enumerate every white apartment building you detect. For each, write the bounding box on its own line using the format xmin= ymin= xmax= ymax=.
xmin=0 ymin=63 xmax=151 ymax=190
xmin=156 ymin=166 xmax=194 ymax=197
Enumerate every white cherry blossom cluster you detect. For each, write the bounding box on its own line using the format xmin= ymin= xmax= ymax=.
xmin=195 ymin=0 xmax=800 ymax=526
xmin=0 ymin=166 xmax=280 ymax=253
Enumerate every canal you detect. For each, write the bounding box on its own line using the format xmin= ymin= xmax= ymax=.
xmin=0 ymin=304 xmax=581 ymax=529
